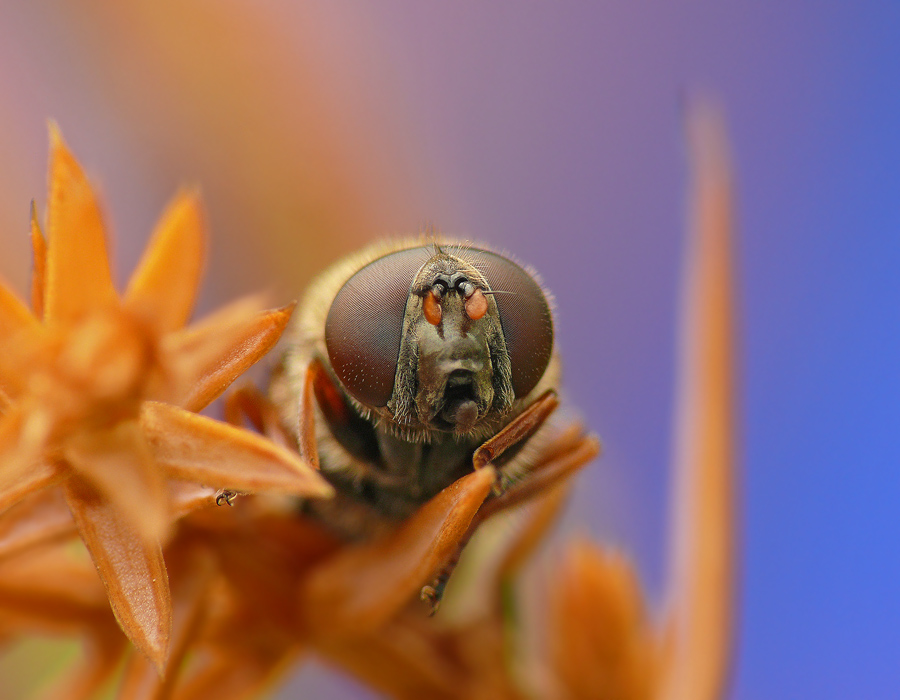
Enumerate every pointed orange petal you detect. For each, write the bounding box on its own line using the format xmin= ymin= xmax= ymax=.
xmin=301 ymin=467 xmax=495 ymax=637
xmin=0 ymin=276 xmax=40 ymax=396
xmin=315 ymin=619 xmax=459 ymax=700
xmin=0 ymin=402 xmax=57 ymax=513
xmin=163 ymin=299 xmax=294 ymax=411
xmin=223 ymin=384 xmax=266 ymax=431
xmin=124 ymin=189 xmax=206 ymax=334
xmin=223 ymin=384 xmax=294 ymax=451
xmin=117 ymin=549 xmax=216 ymax=700
xmin=140 ymin=402 xmax=331 ymax=499
xmin=0 ymin=486 xmax=76 ymax=562
xmin=0 ymin=324 xmax=46 ymax=399
xmin=0 ymin=544 xmax=111 ymax=634
xmin=44 ymin=123 xmax=117 ymax=324
xmin=30 ymin=200 xmax=47 ymax=320
xmin=440 ymin=481 xmax=572 ymax=624
xmin=63 ymin=420 xmax=169 ymax=545
xmin=549 ymin=542 xmax=658 ymax=700
xmin=168 ymin=480 xmax=218 ymax=518
xmin=0 ymin=460 xmax=61 ymax=515
xmin=0 ymin=278 xmax=38 ymax=341
xmin=659 ymin=103 xmax=737 ymax=700
xmin=64 ymin=477 xmax=172 ymax=673
xmin=115 ymin=651 xmax=163 ymax=700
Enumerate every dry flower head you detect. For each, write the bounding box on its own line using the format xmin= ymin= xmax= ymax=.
xmin=0 ymin=125 xmax=331 ymax=671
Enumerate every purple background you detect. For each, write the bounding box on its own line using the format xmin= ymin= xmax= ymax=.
xmin=0 ymin=3 xmax=897 ymax=698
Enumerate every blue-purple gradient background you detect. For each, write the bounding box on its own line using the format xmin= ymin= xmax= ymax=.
xmin=0 ymin=3 xmax=897 ymax=699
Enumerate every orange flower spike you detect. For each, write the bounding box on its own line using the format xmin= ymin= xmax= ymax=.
xmin=302 ymin=467 xmax=496 ymax=638
xmin=0 ymin=543 xmax=114 ymax=640
xmin=0 ymin=487 xmax=74 ymax=562
xmin=0 ymin=262 xmax=40 ymax=401
xmin=442 ymin=481 xmax=574 ymax=628
xmin=124 ymin=188 xmax=205 ymax=335
xmin=548 ymin=542 xmax=658 ymax=700
xmin=141 ymin=401 xmax=333 ymax=498
xmin=166 ymin=299 xmax=296 ymax=412
xmin=29 ymin=200 xmax=47 ymax=321
xmin=116 ymin=548 xmax=217 ymax=700
xmin=64 ymin=477 xmax=171 ymax=674
xmin=62 ymin=418 xmax=167 ymax=545
xmin=659 ymin=103 xmax=737 ymax=700
xmin=0 ymin=273 xmax=38 ymax=345
xmin=0 ymin=126 xmax=331 ymax=673
xmin=0 ymin=543 xmax=125 ymax=700
xmin=315 ymin=617 xmax=461 ymax=700
xmin=44 ymin=122 xmax=118 ymax=325
xmin=0 ymin=482 xmax=216 ymax=570
xmin=0 ymin=405 xmax=59 ymax=511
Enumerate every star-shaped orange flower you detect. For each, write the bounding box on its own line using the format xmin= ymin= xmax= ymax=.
xmin=0 ymin=125 xmax=331 ymax=670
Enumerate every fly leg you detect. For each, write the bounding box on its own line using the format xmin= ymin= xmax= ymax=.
xmin=472 ymin=389 xmax=560 ymax=478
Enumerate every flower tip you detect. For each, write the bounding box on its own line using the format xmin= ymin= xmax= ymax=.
xmin=46 ymin=119 xmax=64 ymax=148
xmin=171 ymin=185 xmax=206 ymax=218
xmin=46 ymin=120 xmax=76 ymax=165
xmin=180 ymin=183 xmax=203 ymax=199
xmin=474 ymin=463 xmax=498 ymax=490
xmin=685 ymin=99 xmax=731 ymax=180
xmin=145 ymin=638 xmax=170 ymax=678
xmin=29 ymin=198 xmax=47 ymax=318
xmin=273 ymin=300 xmax=298 ymax=325
xmin=312 ymin=476 xmax=335 ymax=499
xmin=586 ymin=433 xmax=603 ymax=460
xmin=278 ymin=448 xmax=335 ymax=499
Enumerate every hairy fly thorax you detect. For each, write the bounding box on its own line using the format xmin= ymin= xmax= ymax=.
xmin=272 ymin=238 xmax=558 ymax=538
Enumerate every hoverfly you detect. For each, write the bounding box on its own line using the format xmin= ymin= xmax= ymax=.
xmin=269 ymin=239 xmax=598 ymax=607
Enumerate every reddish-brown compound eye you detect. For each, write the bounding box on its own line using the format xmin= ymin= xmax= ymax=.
xmin=324 ymin=248 xmax=427 ymax=407
xmin=450 ymin=247 xmax=554 ymax=398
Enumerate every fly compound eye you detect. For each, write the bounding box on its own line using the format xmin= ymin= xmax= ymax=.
xmin=324 ymin=248 xmax=427 ymax=408
xmin=448 ymin=247 xmax=554 ymax=398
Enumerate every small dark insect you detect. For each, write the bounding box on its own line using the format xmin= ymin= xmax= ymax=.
xmin=270 ymin=239 xmax=595 ymax=608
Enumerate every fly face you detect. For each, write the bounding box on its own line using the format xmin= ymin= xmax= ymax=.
xmin=388 ymin=251 xmax=513 ymax=436
xmin=321 ymin=244 xmax=552 ymax=438
xmin=274 ymin=239 xmax=559 ymax=533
